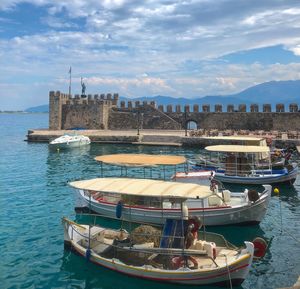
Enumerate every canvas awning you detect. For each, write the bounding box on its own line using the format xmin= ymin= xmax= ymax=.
xmin=205 ymin=145 xmax=270 ymax=153
xmin=69 ymin=177 xmax=212 ymax=199
xmin=95 ymin=154 xmax=186 ymax=167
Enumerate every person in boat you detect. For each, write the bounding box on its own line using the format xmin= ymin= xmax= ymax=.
xmin=185 ymin=216 xmax=202 ymax=249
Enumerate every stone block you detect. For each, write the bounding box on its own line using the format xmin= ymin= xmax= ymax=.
xmin=263 ymin=104 xmax=271 ymax=112
xmin=120 ymin=101 xmax=126 ymax=108
xmin=176 ymin=105 xmax=181 ymax=113
xmin=193 ymin=104 xmax=199 ymax=112
xmin=227 ymin=105 xmax=234 ymax=112
xmin=135 ymin=101 xmax=140 ymax=108
xmin=215 ymin=104 xmax=222 ymax=112
xmin=167 ymin=105 xmax=173 ymax=113
xmin=276 ymin=103 xmax=285 ymax=112
xmin=202 ymin=104 xmax=210 ymax=112
xmin=158 ymin=105 xmax=164 ymax=111
xmin=128 ymin=101 xmax=133 ymax=109
xmin=250 ymin=104 xmax=259 ymax=112
xmin=184 ymin=105 xmax=190 ymax=113
xmin=289 ymin=103 xmax=298 ymax=112
xmin=239 ymin=104 xmax=246 ymax=112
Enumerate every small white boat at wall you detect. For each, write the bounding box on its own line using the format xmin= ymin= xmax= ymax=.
xmin=71 ymin=177 xmax=271 ymax=226
xmin=63 ymin=181 xmax=259 ymax=286
xmin=49 ymin=133 xmax=90 ymax=150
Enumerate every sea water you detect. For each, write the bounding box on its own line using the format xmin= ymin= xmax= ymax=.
xmin=1 ymin=113 xmax=299 ymax=289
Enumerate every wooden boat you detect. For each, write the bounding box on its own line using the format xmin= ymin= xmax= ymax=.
xmin=201 ymin=145 xmax=298 ymax=185
xmin=71 ymin=177 xmax=271 ymax=226
xmin=49 ymin=133 xmax=90 ymax=150
xmin=195 ymin=136 xmax=287 ymax=171
xmin=63 ymin=181 xmax=258 ymax=286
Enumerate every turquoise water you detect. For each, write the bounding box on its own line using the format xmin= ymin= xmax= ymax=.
xmin=1 ymin=113 xmax=300 ymax=289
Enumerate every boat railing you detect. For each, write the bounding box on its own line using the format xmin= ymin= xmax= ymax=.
xmin=86 ymin=190 xmax=183 ymax=209
xmin=70 ymin=214 xmax=239 ymax=250
xmin=219 ymin=161 xmax=274 ymax=177
xmin=64 ymin=218 xmax=223 ymax=267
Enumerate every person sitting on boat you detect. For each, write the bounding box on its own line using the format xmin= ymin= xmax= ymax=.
xmin=185 ymin=216 xmax=202 ymax=248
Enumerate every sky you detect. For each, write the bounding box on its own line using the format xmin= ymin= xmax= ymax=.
xmin=1 ymin=0 xmax=300 ymax=110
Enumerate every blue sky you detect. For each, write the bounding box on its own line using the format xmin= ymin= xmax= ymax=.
xmin=1 ymin=0 xmax=300 ymax=110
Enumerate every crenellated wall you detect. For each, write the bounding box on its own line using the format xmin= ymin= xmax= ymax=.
xmin=49 ymin=91 xmax=119 ymax=129
xmin=49 ymin=91 xmax=300 ymax=131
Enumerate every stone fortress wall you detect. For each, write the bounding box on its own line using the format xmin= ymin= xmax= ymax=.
xmin=49 ymin=91 xmax=300 ymax=131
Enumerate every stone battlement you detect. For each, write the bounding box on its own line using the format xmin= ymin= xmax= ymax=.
xmin=116 ymin=102 xmax=299 ymax=113
xmin=49 ymin=90 xmax=300 ymax=131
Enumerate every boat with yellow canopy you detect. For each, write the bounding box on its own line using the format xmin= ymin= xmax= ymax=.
xmin=64 ymin=177 xmax=260 ymax=286
xmin=72 ymin=174 xmax=271 ymax=226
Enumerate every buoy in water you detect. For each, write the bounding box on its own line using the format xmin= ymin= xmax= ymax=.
xmin=274 ymin=188 xmax=280 ymax=195
xmin=253 ymin=237 xmax=267 ymax=258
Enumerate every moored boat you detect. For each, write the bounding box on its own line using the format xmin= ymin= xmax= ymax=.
xmin=201 ymin=145 xmax=298 ymax=185
xmin=63 ymin=182 xmax=258 ymax=286
xmin=71 ymin=177 xmax=272 ymax=226
xmin=49 ymin=133 xmax=90 ymax=150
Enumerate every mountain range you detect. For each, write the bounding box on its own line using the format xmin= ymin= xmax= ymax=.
xmin=25 ymin=80 xmax=300 ymax=112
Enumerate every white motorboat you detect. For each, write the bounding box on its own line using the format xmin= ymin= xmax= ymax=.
xmin=49 ymin=133 xmax=90 ymax=150
xmin=71 ymin=177 xmax=271 ymax=226
xmin=63 ymin=179 xmax=262 ymax=286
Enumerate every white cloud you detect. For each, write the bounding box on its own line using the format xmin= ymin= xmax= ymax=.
xmin=1 ymin=0 xmax=300 ymax=109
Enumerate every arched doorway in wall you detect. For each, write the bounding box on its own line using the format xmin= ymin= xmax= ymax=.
xmin=186 ymin=120 xmax=198 ymax=130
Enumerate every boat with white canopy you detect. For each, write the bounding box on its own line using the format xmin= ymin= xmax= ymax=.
xmin=72 ymin=176 xmax=271 ymax=226
xmin=63 ymin=177 xmax=262 ymax=286
xmin=194 ymin=136 xmax=287 ymax=170
xmin=201 ymin=145 xmax=298 ymax=185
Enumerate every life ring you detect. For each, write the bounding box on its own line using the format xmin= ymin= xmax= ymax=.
xmin=253 ymin=237 xmax=267 ymax=258
xmin=171 ymin=256 xmax=198 ymax=269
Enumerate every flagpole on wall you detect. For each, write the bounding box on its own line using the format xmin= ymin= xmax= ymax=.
xmin=68 ymin=66 xmax=72 ymax=97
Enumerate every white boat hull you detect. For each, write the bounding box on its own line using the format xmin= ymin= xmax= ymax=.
xmin=77 ymin=185 xmax=271 ymax=226
xmin=63 ymin=220 xmax=254 ymax=286
xmin=49 ymin=134 xmax=91 ymax=150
